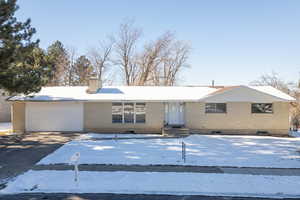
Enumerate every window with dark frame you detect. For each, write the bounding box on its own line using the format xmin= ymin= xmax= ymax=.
xmin=251 ymin=103 xmax=273 ymax=114
xmin=205 ymin=103 xmax=227 ymax=113
xmin=112 ymin=102 xmax=146 ymax=123
xmin=135 ymin=103 xmax=146 ymax=123
xmin=112 ymin=103 xmax=123 ymax=123
xmin=124 ymin=103 xmax=134 ymax=123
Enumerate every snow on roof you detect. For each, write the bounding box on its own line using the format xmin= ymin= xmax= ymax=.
xmin=8 ymin=86 xmax=218 ymax=102
xmin=8 ymin=85 xmax=295 ymax=102
xmin=248 ymin=86 xmax=295 ymax=101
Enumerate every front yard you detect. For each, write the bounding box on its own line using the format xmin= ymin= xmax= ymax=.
xmin=2 ymin=133 xmax=300 ymax=198
xmin=39 ymin=134 xmax=300 ymax=168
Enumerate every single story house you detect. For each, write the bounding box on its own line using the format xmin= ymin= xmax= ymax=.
xmin=7 ymin=77 xmax=295 ymax=135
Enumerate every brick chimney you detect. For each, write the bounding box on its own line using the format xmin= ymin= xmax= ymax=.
xmin=87 ymin=73 xmax=101 ymax=94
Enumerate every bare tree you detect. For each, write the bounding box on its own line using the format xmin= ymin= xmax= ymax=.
xmin=290 ymin=87 xmax=300 ymax=130
xmin=160 ymin=40 xmax=190 ymax=86
xmin=250 ymin=71 xmax=292 ymax=94
xmin=136 ymin=32 xmax=173 ymax=85
xmin=114 ymin=20 xmax=142 ymax=85
xmin=291 ymin=101 xmax=300 ymax=130
xmin=135 ymin=32 xmax=190 ymax=86
xmin=88 ymin=38 xmax=114 ymax=84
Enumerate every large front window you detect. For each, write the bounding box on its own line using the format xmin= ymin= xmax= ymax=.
xmin=205 ymin=103 xmax=227 ymax=113
xmin=112 ymin=102 xmax=146 ymax=123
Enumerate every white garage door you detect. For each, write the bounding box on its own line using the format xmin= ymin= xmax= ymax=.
xmin=26 ymin=102 xmax=83 ymax=132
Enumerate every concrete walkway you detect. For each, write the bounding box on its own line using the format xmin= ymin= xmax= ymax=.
xmin=87 ymin=135 xmax=181 ymax=141
xmin=2 ymin=192 xmax=293 ymax=200
xmin=33 ymin=163 xmax=300 ymax=176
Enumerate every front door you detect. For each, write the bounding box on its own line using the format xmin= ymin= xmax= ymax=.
xmin=165 ymin=102 xmax=185 ymax=125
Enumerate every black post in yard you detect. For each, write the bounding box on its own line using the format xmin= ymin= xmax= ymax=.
xmin=182 ymin=141 xmax=186 ymax=163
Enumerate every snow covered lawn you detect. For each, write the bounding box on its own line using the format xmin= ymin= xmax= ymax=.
xmin=38 ymin=134 xmax=300 ymax=168
xmin=2 ymin=170 xmax=300 ymax=198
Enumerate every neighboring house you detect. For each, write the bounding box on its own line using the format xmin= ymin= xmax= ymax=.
xmin=0 ymin=91 xmax=11 ymax=122
xmin=7 ymin=77 xmax=295 ymax=135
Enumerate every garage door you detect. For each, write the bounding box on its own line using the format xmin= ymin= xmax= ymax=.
xmin=26 ymin=102 xmax=83 ymax=132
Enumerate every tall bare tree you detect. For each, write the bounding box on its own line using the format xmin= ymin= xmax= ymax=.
xmin=88 ymin=38 xmax=114 ymax=84
xmin=114 ymin=20 xmax=142 ymax=85
xmin=46 ymin=22 xmax=191 ymax=87
xmin=136 ymin=32 xmax=190 ymax=86
xmin=160 ymin=40 xmax=190 ymax=86
xmin=136 ymin=32 xmax=173 ymax=85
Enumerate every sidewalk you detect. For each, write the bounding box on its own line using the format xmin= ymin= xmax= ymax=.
xmin=1 ymin=192 xmax=292 ymax=200
xmin=33 ymin=163 xmax=300 ymax=176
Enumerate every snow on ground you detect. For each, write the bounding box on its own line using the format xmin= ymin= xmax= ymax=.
xmin=1 ymin=170 xmax=300 ymax=198
xmin=38 ymin=134 xmax=300 ymax=168
xmin=0 ymin=123 xmax=11 ymax=131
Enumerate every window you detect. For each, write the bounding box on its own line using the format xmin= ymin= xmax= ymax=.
xmin=112 ymin=103 xmax=123 ymax=123
xmin=112 ymin=102 xmax=146 ymax=123
xmin=205 ymin=103 xmax=227 ymax=113
xmin=251 ymin=103 xmax=273 ymax=114
xmin=136 ymin=103 xmax=146 ymax=123
xmin=124 ymin=103 xmax=134 ymax=123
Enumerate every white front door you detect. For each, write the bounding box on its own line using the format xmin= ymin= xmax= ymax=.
xmin=165 ymin=102 xmax=185 ymax=125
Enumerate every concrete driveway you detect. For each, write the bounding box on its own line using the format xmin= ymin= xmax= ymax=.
xmin=0 ymin=132 xmax=80 ymax=186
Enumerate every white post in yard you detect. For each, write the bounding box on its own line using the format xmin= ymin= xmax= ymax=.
xmin=70 ymin=152 xmax=80 ymax=186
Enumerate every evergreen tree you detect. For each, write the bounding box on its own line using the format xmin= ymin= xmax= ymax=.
xmin=46 ymin=40 xmax=69 ymax=86
xmin=73 ymin=55 xmax=92 ymax=86
xmin=0 ymin=0 xmax=49 ymax=94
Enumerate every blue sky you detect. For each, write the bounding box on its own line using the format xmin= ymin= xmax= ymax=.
xmin=16 ymin=0 xmax=300 ymax=85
